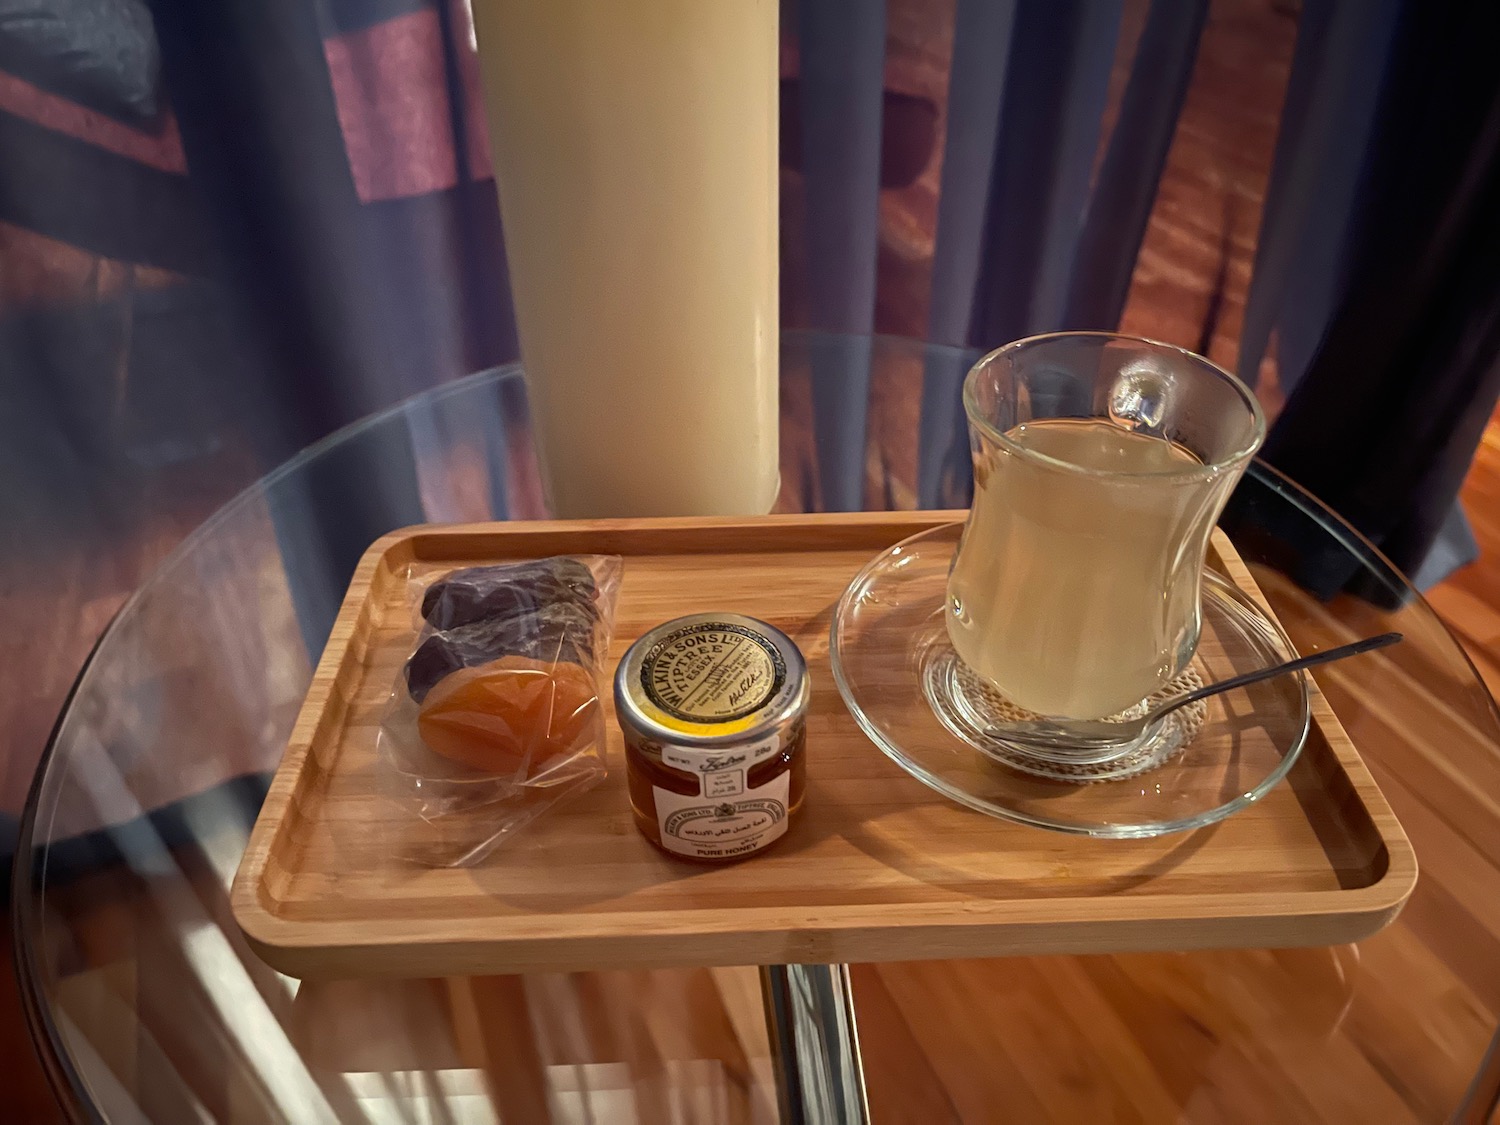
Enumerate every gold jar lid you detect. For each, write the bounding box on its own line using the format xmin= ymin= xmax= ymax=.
xmin=614 ymin=613 xmax=809 ymax=748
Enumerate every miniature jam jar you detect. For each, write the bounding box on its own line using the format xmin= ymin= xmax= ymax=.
xmin=615 ymin=613 xmax=808 ymax=862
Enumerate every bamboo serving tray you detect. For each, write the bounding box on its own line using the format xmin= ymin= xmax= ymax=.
xmin=231 ymin=512 xmax=1416 ymax=979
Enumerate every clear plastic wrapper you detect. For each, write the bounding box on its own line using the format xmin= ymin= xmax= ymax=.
xmin=377 ymin=555 xmax=621 ymax=866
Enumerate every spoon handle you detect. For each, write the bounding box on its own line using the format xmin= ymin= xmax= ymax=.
xmin=1156 ymin=631 xmax=1404 ymax=720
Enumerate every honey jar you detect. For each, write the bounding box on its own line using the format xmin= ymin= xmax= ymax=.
xmin=614 ymin=613 xmax=808 ymax=862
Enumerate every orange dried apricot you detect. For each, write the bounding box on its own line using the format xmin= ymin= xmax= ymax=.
xmin=416 ymin=655 xmax=598 ymax=775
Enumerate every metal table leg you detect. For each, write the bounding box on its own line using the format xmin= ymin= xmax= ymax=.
xmin=760 ymin=963 xmax=871 ymax=1125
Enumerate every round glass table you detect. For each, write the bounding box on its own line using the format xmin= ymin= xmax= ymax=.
xmin=12 ymin=335 xmax=1500 ymax=1123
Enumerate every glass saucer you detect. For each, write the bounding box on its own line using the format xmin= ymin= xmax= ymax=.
xmin=830 ymin=523 xmax=1312 ymax=837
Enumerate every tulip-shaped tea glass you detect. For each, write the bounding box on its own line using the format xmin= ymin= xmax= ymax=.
xmin=942 ymin=333 xmax=1266 ymax=766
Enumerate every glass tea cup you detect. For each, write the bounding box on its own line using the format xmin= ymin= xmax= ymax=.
xmin=945 ymin=333 xmax=1265 ymax=737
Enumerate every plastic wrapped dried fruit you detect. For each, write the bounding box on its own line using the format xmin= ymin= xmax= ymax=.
xmin=376 ymin=554 xmax=621 ymax=867
xmin=417 ymin=655 xmax=599 ymax=773
xmin=404 ymin=604 xmax=598 ymax=702
xmin=420 ymin=558 xmax=599 ymax=630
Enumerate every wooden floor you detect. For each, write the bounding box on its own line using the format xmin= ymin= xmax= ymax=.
xmin=6 ymin=0 xmax=1500 ymax=1121
xmin=1427 ymin=421 xmax=1500 ymax=699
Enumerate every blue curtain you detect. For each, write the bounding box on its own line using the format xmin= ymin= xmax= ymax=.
xmin=0 ymin=0 xmax=517 ymax=857
xmin=1256 ymin=0 xmax=1500 ymax=581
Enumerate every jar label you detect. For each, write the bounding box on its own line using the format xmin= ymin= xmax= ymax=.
xmin=653 ymin=770 xmax=790 ymax=860
xmin=640 ymin=620 xmax=786 ymax=722
xmin=660 ymin=733 xmax=781 ymax=775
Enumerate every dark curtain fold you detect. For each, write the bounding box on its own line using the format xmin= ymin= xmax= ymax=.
xmin=144 ymin=0 xmax=513 ymax=451
xmin=0 ymin=0 xmax=519 ymax=845
xmin=1259 ymin=0 xmax=1500 ymax=579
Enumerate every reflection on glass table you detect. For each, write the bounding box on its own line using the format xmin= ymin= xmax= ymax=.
xmin=12 ymin=335 xmax=1500 ymax=1124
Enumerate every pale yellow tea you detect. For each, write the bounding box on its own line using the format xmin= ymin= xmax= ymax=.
xmin=946 ymin=418 xmax=1209 ymax=718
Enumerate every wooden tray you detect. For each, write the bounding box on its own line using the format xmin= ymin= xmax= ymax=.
xmin=231 ymin=512 xmax=1416 ymax=979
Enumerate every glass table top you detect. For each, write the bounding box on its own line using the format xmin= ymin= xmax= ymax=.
xmin=12 ymin=334 xmax=1500 ymax=1123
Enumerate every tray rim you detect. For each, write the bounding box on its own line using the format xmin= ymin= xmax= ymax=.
xmin=230 ymin=511 xmax=1418 ymax=978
